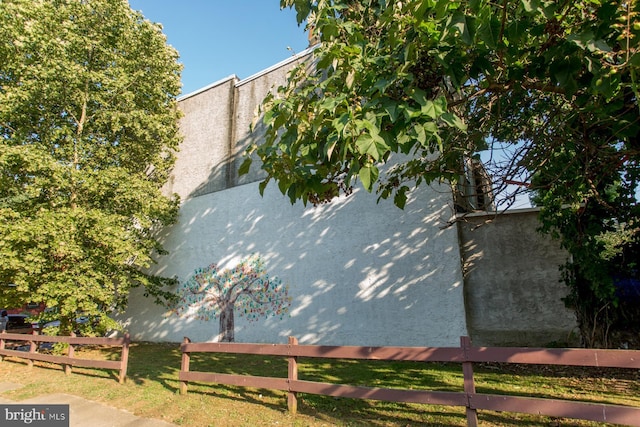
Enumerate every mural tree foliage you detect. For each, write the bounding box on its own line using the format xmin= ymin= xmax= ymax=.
xmin=173 ymin=255 xmax=292 ymax=342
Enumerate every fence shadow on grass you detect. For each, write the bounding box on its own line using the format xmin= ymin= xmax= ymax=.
xmin=124 ymin=342 xmax=183 ymax=390
xmin=178 ymin=336 xmax=640 ymax=427
xmin=124 ymin=343 xmax=470 ymax=425
xmin=4 ymin=339 xmax=640 ymax=426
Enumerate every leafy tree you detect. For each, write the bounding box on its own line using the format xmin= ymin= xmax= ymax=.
xmin=243 ymin=0 xmax=638 ymax=208
xmin=0 ymin=0 xmax=182 ymax=334
xmin=532 ymin=148 xmax=640 ymax=348
xmin=241 ymin=0 xmax=639 ymax=346
xmin=172 ymin=255 xmax=292 ymax=342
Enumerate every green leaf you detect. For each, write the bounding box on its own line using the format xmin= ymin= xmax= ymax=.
xmin=278 ymin=177 xmax=289 ymax=195
xmin=393 ymin=186 xmax=409 ymax=209
xmin=258 ymin=180 xmax=268 ymax=197
xmin=324 ymin=133 xmax=339 ymax=160
xmin=416 ymin=123 xmax=428 ymax=145
xmin=287 ymin=183 xmax=298 ymax=203
xmin=320 ymin=97 xmax=341 ymax=113
xmin=568 ymin=32 xmax=611 ymax=53
xmin=592 ymin=73 xmax=620 ymax=99
xmin=521 ymin=0 xmax=540 ymax=13
xmin=506 ymin=18 xmax=527 ymax=43
xmin=421 ymin=100 xmax=436 ymax=119
xmin=359 ymin=164 xmax=379 ymax=192
xmin=410 ymin=88 xmax=428 ymax=107
xmin=332 ymin=112 xmax=350 ymax=134
xmin=478 ymin=16 xmax=501 ymax=49
xmin=447 ymin=11 xmax=475 ymax=45
xmin=440 ymin=112 xmax=467 ymax=131
xmin=355 ymin=133 xmax=388 ymax=161
xmin=422 ymin=97 xmax=446 ymax=119
xmin=238 ymin=157 xmax=252 ymax=176
xmin=373 ymin=77 xmax=393 ymax=94
xmin=382 ymin=100 xmax=400 ymax=122
xmin=321 ymin=23 xmax=339 ymax=41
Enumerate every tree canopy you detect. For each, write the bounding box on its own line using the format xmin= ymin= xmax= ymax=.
xmin=241 ymin=0 xmax=640 ymax=346
xmin=243 ymin=0 xmax=638 ymax=210
xmin=0 ymin=0 xmax=182 ymax=334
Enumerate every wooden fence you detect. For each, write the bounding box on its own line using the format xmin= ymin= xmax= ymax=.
xmin=179 ymin=336 xmax=640 ymax=427
xmin=0 ymin=331 xmax=130 ymax=384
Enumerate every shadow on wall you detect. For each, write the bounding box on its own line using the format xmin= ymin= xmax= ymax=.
xmin=120 ymin=51 xmax=471 ymax=346
xmin=122 ymin=166 xmax=467 ymax=347
xmin=188 ymin=122 xmax=267 ymax=199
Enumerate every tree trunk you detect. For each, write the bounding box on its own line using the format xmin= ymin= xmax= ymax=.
xmin=217 ymin=307 xmax=235 ymax=342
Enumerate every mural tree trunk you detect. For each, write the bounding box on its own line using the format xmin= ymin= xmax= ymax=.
xmin=173 ymin=255 xmax=292 ymax=342
xmin=218 ymin=305 xmax=235 ymax=342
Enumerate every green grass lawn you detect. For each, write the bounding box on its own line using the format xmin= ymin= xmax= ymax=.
xmin=1 ymin=342 xmax=638 ymax=426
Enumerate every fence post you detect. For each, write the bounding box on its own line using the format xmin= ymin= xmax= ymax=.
xmin=0 ymin=330 xmax=5 ymax=362
xmin=118 ymin=333 xmax=130 ymax=384
xmin=461 ymin=336 xmax=478 ymax=427
xmin=28 ymin=330 xmax=38 ymax=368
xmin=65 ymin=332 xmax=76 ymax=375
xmin=180 ymin=337 xmax=191 ymax=395
xmin=287 ymin=336 xmax=299 ymax=414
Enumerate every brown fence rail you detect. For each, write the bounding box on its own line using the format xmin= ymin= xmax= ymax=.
xmin=0 ymin=331 xmax=130 ymax=383
xmin=179 ymin=336 xmax=640 ymax=427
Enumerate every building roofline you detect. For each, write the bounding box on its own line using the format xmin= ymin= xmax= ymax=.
xmin=177 ymin=45 xmax=319 ymax=102
xmin=455 ymin=206 xmax=541 ymax=219
xmin=235 ymin=44 xmax=318 ymax=87
xmin=178 ymin=74 xmax=239 ymax=102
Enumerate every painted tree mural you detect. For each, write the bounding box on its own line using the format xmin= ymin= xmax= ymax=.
xmin=173 ymin=255 xmax=292 ymax=342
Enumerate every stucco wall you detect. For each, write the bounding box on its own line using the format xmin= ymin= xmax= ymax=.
xmin=167 ymin=77 xmax=237 ymax=198
xmin=232 ymin=58 xmax=312 ymax=187
xmin=123 ymin=180 xmax=468 ymax=346
xmin=458 ymin=209 xmax=579 ymax=346
xmin=120 ymin=49 xmax=469 ymax=346
xmin=169 ymin=52 xmax=312 ymax=200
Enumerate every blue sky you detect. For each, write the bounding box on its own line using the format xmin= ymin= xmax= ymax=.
xmin=128 ymin=0 xmax=310 ymax=96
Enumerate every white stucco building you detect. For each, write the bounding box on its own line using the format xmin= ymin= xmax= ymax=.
xmin=120 ymin=50 xmax=577 ymax=347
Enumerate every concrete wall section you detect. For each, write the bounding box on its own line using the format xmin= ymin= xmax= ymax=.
xmin=169 ymin=50 xmax=314 ymax=199
xmin=122 ymin=181 xmax=468 ymax=347
xmin=168 ymin=77 xmax=238 ymax=200
xmin=231 ymin=58 xmax=311 ymax=187
xmin=458 ymin=210 xmax=578 ymax=346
